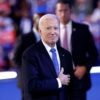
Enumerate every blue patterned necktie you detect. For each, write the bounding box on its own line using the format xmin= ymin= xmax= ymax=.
xmin=50 ymin=48 xmax=59 ymax=75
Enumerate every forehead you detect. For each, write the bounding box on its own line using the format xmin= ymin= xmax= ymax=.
xmin=42 ymin=17 xmax=59 ymax=26
xmin=56 ymin=3 xmax=70 ymax=9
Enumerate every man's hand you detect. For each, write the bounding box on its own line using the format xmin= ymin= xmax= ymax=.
xmin=74 ymin=65 xmax=87 ymax=79
xmin=58 ymin=67 xmax=70 ymax=85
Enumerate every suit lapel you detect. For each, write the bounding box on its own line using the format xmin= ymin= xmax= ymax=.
xmin=57 ymin=46 xmax=66 ymax=70
xmin=71 ymin=21 xmax=77 ymax=40
xmin=72 ymin=21 xmax=77 ymax=33
xmin=71 ymin=21 xmax=78 ymax=50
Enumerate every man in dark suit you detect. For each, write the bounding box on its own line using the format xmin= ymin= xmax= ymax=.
xmin=13 ymin=13 xmax=45 ymax=66
xmin=56 ymin=0 xmax=98 ymax=100
xmin=13 ymin=31 xmax=36 ymax=66
xmin=21 ymin=14 xmax=74 ymax=100
xmin=13 ymin=31 xmax=36 ymax=100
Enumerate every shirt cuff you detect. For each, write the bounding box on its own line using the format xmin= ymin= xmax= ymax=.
xmin=56 ymin=78 xmax=62 ymax=88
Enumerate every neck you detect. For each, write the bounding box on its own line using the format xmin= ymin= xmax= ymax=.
xmin=62 ymin=20 xmax=70 ymax=25
xmin=49 ymin=43 xmax=56 ymax=48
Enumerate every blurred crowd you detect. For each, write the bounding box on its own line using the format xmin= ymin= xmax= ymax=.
xmin=0 ymin=0 xmax=100 ymax=71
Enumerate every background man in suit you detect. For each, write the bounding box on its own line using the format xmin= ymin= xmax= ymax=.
xmin=13 ymin=24 xmax=36 ymax=100
xmin=13 ymin=13 xmax=45 ymax=100
xmin=21 ymin=14 xmax=74 ymax=100
xmin=55 ymin=0 xmax=98 ymax=100
xmin=13 ymin=13 xmax=45 ymax=67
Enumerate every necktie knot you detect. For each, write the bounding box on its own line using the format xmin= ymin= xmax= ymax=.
xmin=50 ymin=48 xmax=56 ymax=53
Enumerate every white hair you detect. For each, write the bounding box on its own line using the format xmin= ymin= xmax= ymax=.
xmin=38 ymin=14 xmax=59 ymax=30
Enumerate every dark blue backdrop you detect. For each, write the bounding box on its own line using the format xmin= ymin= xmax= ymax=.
xmin=0 ymin=73 xmax=100 ymax=100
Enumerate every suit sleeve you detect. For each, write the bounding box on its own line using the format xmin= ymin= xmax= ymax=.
xmin=85 ymin=25 xmax=98 ymax=71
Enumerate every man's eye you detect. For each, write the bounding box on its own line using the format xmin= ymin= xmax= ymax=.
xmin=54 ymin=27 xmax=58 ymax=30
xmin=47 ymin=27 xmax=51 ymax=30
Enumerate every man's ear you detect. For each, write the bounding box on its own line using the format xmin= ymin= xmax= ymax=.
xmin=38 ymin=29 xmax=41 ymax=34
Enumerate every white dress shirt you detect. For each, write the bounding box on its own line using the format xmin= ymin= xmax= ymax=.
xmin=42 ymin=40 xmax=62 ymax=88
xmin=33 ymin=27 xmax=41 ymax=42
xmin=60 ymin=21 xmax=72 ymax=52
xmin=60 ymin=21 xmax=75 ymax=69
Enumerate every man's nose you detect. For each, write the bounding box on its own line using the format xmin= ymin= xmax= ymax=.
xmin=51 ymin=28 xmax=56 ymax=34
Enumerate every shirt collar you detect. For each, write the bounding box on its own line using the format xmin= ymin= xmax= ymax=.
xmin=60 ymin=21 xmax=72 ymax=28
xmin=42 ymin=39 xmax=57 ymax=53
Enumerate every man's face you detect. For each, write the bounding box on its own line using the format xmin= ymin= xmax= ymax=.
xmin=56 ymin=3 xmax=71 ymax=24
xmin=39 ymin=18 xmax=60 ymax=47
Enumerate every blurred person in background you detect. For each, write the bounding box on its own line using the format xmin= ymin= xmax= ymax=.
xmin=13 ymin=12 xmax=45 ymax=68
xmin=46 ymin=0 xmax=57 ymax=13
xmin=30 ymin=0 xmax=47 ymax=14
xmin=72 ymin=0 xmax=93 ymax=23
xmin=55 ymin=0 xmax=98 ymax=100
xmin=32 ymin=13 xmax=45 ymax=42
xmin=0 ymin=0 xmax=16 ymax=70
xmin=88 ymin=0 xmax=100 ymax=65
xmin=83 ymin=0 xmax=100 ymax=66
xmin=10 ymin=0 xmax=32 ymax=37
xmin=19 ymin=1 xmax=32 ymax=35
xmin=13 ymin=12 xmax=45 ymax=100
xmin=91 ymin=0 xmax=100 ymax=22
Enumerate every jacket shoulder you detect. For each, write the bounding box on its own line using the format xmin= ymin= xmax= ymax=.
xmin=73 ymin=21 xmax=89 ymax=29
xmin=57 ymin=45 xmax=72 ymax=57
xmin=22 ymin=42 xmax=40 ymax=56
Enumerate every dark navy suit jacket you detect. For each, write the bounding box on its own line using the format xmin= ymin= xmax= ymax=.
xmin=22 ymin=41 xmax=73 ymax=100
xmin=65 ymin=21 xmax=98 ymax=91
